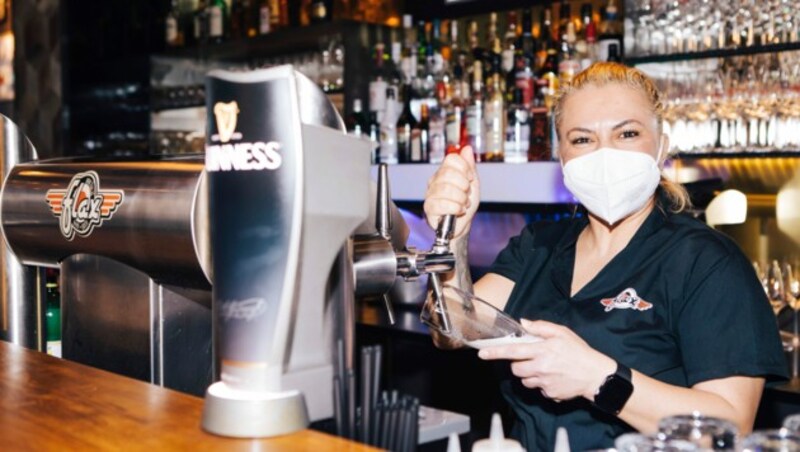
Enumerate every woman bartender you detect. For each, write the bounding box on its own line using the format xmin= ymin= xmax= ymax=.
xmin=423 ymin=62 xmax=787 ymax=450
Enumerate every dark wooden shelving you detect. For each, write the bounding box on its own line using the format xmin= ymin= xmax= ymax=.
xmin=626 ymin=41 xmax=800 ymax=65
xmin=158 ymin=20 xmax=366 ymax=62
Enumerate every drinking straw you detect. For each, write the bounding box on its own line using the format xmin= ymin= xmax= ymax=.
xmin=361 ymin=346 xmax=372 ymax=443
xmin=347 ymin=369 xmax=356 ymax=439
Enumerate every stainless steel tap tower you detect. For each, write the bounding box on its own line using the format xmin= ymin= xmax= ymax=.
xmin=0 ymin=65 xmax=459 ymax=440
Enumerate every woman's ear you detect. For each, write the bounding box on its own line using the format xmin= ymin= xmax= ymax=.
xmin=658 ymin=133 xmax=670 ymax=164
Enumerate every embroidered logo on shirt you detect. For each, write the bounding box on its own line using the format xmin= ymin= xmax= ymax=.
xmin=599 ymin=288 xmax=653 ymax=312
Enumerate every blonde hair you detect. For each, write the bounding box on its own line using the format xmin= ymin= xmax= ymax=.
xmin=554 ymin=62 xmax=691 ymax=214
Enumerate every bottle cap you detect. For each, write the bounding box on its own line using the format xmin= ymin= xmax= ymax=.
xmin=447 ymin=433 xmax=462 ymax=452
xmin=471 ymin=413 xmax=524 ymax=452
xmin=403 ymin=14 xmax=413 ymax=28
xmin=353 ymin=99 xmax=363 ymax=112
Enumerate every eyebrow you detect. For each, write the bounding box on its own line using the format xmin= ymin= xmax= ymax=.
xmin=566 ymin=119 xmax=644 ymax=135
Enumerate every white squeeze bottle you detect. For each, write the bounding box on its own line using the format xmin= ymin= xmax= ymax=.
xmin=448 ymin=432 xmax=462 ymax=452
xmin=472 ymin=413 xmax=524 ymax=452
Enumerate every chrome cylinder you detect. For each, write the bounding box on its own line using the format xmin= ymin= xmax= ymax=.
xmin=353 ymin=235 xmax=397 ymax=297
xmin=0 ymin=115 xmax=41 ymax=350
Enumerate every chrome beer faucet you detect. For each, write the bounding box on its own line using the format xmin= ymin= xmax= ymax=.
xmin=353 ymin=164 xmax=456 ymax=332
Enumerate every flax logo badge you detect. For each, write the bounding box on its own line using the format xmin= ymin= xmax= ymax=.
xmin=205 ymin=100 xmax=283 ymax=172
xmin=45 ymin=171 xmax=124 ymax=241
xmin=600 ymin=288 xmax=653 ymax=312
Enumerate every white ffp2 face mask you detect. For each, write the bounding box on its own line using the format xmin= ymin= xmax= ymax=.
xmin=562 ymin=147 xmax=662 ymax=225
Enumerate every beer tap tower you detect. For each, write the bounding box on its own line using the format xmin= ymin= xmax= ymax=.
xmin=0 ymin=65 xmax=460 ymax=440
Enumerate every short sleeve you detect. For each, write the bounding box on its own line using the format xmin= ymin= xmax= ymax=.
xmin=676 ymin=251 xmax=788 ymax=386
xmin=487 ymin=223 xmax=538 ymax=282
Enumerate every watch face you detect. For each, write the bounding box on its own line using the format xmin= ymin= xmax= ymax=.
xmin=595 ymin=374 xmax=634 ymax=414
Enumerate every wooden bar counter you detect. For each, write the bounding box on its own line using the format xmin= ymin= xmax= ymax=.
xmin=0 ymin=340 xmax=378 ymax=451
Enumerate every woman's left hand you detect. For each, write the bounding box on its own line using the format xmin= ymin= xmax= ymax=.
xmin=477 ymin=319 xmax=617 ymax=402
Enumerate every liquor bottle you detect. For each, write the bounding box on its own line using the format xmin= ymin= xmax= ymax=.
xmin=396 ymin=84 xmax=421 ymax=164
xmin=268 ymin=0 xmax=282 ymax=31
xmin=45 ymin=268 xmax=61 ymax=357
xmin=369 ymin=43 xmax=389 ymax=120
xmin=310 ymin=1 xmax=332 ymax=23
xmin=466 ymin=60 xmax=485 ymax=161
xmin=606 ymin=42 xmax=622 ymax=62
xmin=429 ymin=87 xmax=447 ymax=164
xmin=446 ymin=63 xmax=468 ymax=155
xmin=194 ymin=0 xmax=210 ymax=45
xmin=368 ymin=111 xmax=381 ymax=164
xmin=537 ymin=9 xmax=555 ymax=70
xmin=230 ymin=0 xmax=245 ymax=40
xmin=419 ymin=103 xmax=431 ymax=163
xmin=279 ymin=0 xmax=289 ymax=28
xmin=488 ymin=12 xmax=499 ymax=48
xmin=505 ymin=88 xmax=530 ymax=163
xmin=598 ymin=0 xmax=623 ymax=62
xmin=208 ymin=0 xmax=227 ymax=44
xmin=528 ymin=101 xmax=551 ymax=161
xmin=346 ymin=99 xmax=369 ymax=138
xmin=166 ymin=0 xmax=182 ymax=47
xmin=483 ymin=47 xmax=505 ymax=162
xmin=576 ymin=3 xmax=596 ymax=70
xmin=258 ymin=0 xmax=271 ymax=34
xmin=558 ymin=1 xmax=572 ymax=44
xmin=558 ymin=23 xmax=580 ymax=85
xmin=380 ymin=88 xmax=399 ymax=164
xmin=502 ymin=11 xmax=518 ymax=75
xmin=242 ymin=0 xmax=257 ymax=37
xmin=401 ymin=15 xmax=417 ymax=83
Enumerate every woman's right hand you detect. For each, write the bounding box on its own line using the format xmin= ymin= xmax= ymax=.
xmin=423 ymin=146 xmax=480 ymax=241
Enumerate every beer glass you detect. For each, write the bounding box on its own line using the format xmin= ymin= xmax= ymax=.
xmin=420 ymin=284 xmax=540 ymax=349
xmin=658 ymin=413 xmax=738 ymax=450
xmin=615 ymin=432 xmax=699 ymax=451
xmin=741 ymin=429 xmax=800 ymax=452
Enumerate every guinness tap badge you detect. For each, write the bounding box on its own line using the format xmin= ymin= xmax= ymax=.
xmin=206 ymin=99 xmax=283 ymax=172
xmin=213 ymin=101 xmax=240 ymax=143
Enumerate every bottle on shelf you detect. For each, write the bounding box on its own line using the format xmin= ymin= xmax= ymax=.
xmin=379 ymin=87 xmax=399 ymax=164
xmin=466 ymin=60 xmax=485 ymax=161
xmin=397 ymin=84 xmax=421 ymax=163
xmin=309 ymin=0 xmax=332 ymax=23
xmin=208 ymin=0 xmax=228 ymax=44
xmin=429 ymin=86 xmax=447 ymax=164
xmin=268 ymin=0 xmax=282 ymax=31
xmin=165 ymin=0 xmax=183 ymax=47
xmin=598 ymin=0 xmax=624 ymax=62
xmin=401 ymin=15 xmax=418 ymax=83
xmin=369 ymin=43 xmax=389 ymax=121
xmin=44 ymin=268 xmax=61 ymax=357
xmin=502 ymin=11 xmax=519 ymax=76
xmin=368 ymin=111 xmax=381 ymax=164
xmin=258 ymin=0 xmax=271 ymax=34
xmin=446 ymin=60 xmax=468 ymax=156
xmin=606 ymin=42 xmax=622 ymax=62
xmin=419 ymin=103 xmax=431 ymax=163
xmin=576 ymin=3 xmax=596 ymax=70
xmin=230 ymin=0 xmax=246 ymax=40
xmin=194 ymin=0 xmax=210 ymax=45
xmin=558 ymin=22 xmax=580 ymax=85
xmin=484 ymin=43 xmax=505 ymax=162
xmin=346 ymin=99 xmax=369 ymax=138
xmin=243 ymin=0 xmax=257 ymax=37
xmin=505 ymin=88 xmax=530 ymax=163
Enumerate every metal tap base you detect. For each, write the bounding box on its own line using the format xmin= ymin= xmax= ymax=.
xmin=201 ymin=382 xmax=309 ymax=438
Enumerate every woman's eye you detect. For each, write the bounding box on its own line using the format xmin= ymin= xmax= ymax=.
xmin=620 ymin=129 xmax=640 ymax=139
xmin=570 ymin=137 xmax=590 ymax=145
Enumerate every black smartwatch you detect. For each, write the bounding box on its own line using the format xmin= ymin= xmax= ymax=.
xmin=593 ymin=361 xmax=633 ymax=415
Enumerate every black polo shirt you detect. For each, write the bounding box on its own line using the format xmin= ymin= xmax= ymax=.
xmin=488 ymin=200 xmax=788 ymax=451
